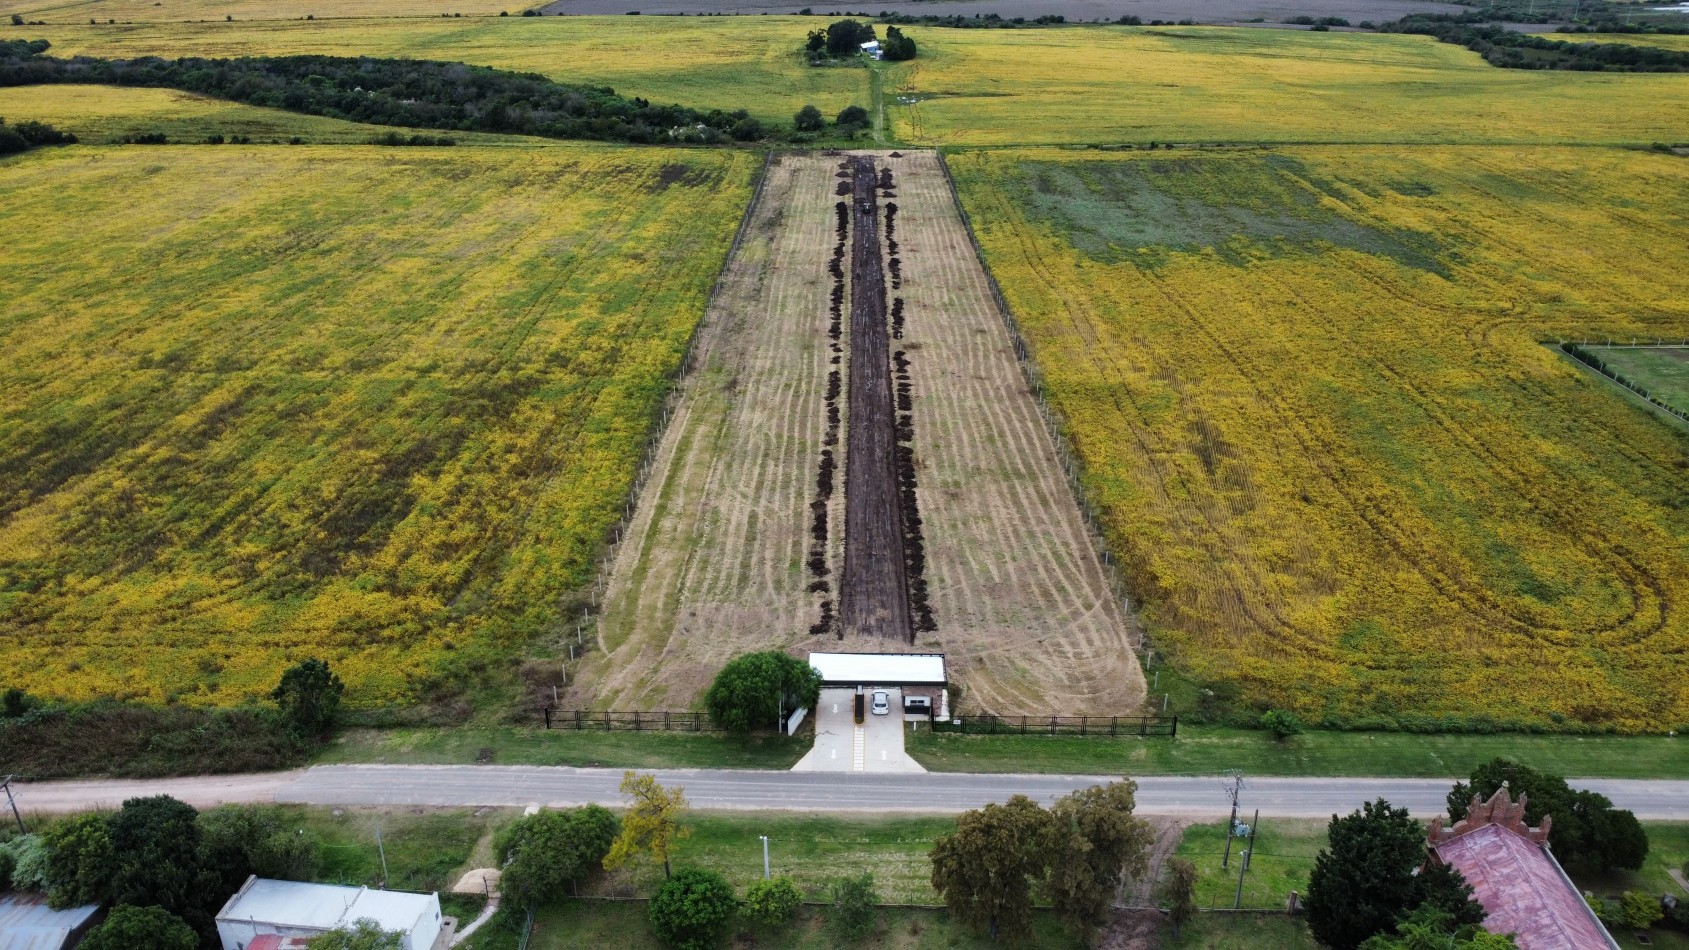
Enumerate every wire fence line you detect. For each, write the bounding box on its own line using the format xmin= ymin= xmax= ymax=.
xmin=554 ymin=150 xmax=777 ymax=685
xmin=934 ymin=153 xmax=1149 ymax=659
xmin=933 ymin=714 xmax=1178 ymax=737
xmin=1558 ymin=340 xmax=1689 ymax=426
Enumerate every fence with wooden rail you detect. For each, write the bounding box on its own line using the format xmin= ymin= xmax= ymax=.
xmin=931 ymin=714 xmax=1178 ymax=737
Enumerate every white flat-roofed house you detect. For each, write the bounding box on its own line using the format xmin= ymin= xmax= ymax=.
xmin=808 ymin=651 xmax=948 ymax=718
xmin=215 ymin=876 xmax=446 ymax=950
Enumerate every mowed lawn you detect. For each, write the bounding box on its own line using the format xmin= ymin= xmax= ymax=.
xmin=951 ymin=145 xmax=1689 ymax=730
xmin=885 ymin=25 xmax=1689 ymax=145
xmin=0 ymin=143 xmax=757 ymax=705
xmin=1585 ymin=345 xmax=1689 ymax=415
xmin=20 ymin=16 xmax=867 ymax=126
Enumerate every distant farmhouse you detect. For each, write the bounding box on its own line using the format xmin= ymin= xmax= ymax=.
xmin=1427 ymin=788 xmax=1620 ymax=950
xmin=860 ymin=40 xmax=882 ymax=60
xmin=216 ymin=876 xmax=449 ymax=950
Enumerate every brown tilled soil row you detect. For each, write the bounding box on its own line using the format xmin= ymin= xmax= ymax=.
xmin=839 ymin=155 xmax=914 ymax=642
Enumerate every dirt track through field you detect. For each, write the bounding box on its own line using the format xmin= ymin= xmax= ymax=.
xmin=572 ymin=150 xmax=1144 ymax=715
xmin=840 ymin=155 xmax=914 ymax=642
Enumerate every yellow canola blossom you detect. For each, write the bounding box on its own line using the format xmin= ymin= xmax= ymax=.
xmin=0 ymin=144 xmax=757 ymax=706
xmin=951 ymin=145 xmax=1689 ymax=731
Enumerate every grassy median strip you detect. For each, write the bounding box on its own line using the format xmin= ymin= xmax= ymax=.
xmin=320 ymin=724 xmax=1689 ymax=779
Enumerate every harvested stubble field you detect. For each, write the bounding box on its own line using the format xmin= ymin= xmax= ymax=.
xmin=0 ymin=143 xmax=757 ymax=705
xmin=23 ymin=17 xmax=864 ymax=126
xmin=885 ymin=25 xmax=1689 ymax=146
xmin=948 ymin=145 xmax=1689 ymax=730
xmin=574 ymin=150 xmax=1143 ymax=715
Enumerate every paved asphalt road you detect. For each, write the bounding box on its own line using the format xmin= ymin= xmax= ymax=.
xmin=17 ymin=766 xmax=1689 ymax=819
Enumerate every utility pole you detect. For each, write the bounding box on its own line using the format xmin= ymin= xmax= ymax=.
xmin=0 ymin=776 xmax=24 ymax=835
xmin=375 ymin=823 xmax=389 ymax=887
xmin=1233 ymin=809 xmax=1259 ymax=908
xmin=1220 ymin=770 xmax=1245 ymax=870
xmin=759 ymin=835 xmax=770 ymax=880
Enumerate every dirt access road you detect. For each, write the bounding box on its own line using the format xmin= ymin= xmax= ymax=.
xmin=571 ymin=151 xmax=1144 ymax=715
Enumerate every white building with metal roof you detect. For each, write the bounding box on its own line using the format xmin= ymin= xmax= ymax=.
xmin=215 ymin=876 xmax=445 ymax=950
xmin=808 ymin=652 xmax=946 ymax=688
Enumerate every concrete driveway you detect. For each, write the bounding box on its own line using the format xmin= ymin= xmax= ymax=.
xmin=792 ymin=687 xmax=925 ymax=773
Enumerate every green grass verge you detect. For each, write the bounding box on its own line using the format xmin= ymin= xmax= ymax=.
xmin=287 ymin=805 xmax=516 ymax=893
xmin=905 ymin=727 xmax=1689 ymax=778
xmin=1173 ymin=820 xmax=1324 ymax=911
xmin=1164 ymin=912 xmax=1317 ymax=949
xmin=319 ymin=723 xmax=1689 ymax=779
xmin=470 ymin=900 xmax=1088 ymax=950
xmin=1585 ymin=345 xmax=1689 ymax=415
xmin=319 ymin=727 xmax=810 ymax=771
xmin=592 ymin=812 xmax=956 ymax=905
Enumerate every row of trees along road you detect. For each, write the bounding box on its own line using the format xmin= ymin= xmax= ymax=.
xmin=931 ymin=781 xmax=1153 ymax=942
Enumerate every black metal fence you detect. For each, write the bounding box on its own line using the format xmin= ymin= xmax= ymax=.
xmin=932 ymin=714 xmax=1177 ymax=737
xmin=542 ymin=709 xmax=722 ymax=732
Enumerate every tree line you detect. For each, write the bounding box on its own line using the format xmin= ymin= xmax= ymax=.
xmin=0 ymin=114 xmax=74 ymax=155
xmin=0 ymin=39 xmax=768 ymax=144
xmin=1378 ymin=14 xmax=1689 ymax=71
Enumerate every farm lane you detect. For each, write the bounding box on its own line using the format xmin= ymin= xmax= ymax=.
xmin=840 ymin=155 xmax=914 ymax=641
xmin=16 ymin=766 xmax=1689 ymax=820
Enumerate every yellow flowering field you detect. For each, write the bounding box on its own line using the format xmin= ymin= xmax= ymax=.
xmin=950 ymin=145 xmax=1689 ymax=730
xmin=21 ymin=16 xmax=865 ymax=126
xmin=887 ymin=26 xmax=1689 ymax=145
xmin=0 ymin=143 xmax=756 ymax=705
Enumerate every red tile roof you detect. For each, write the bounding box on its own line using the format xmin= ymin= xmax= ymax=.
xmin=1432 ymin=823 xmax=1616 ymax=950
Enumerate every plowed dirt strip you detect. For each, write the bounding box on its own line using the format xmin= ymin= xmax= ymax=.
xmin=841 ymin=155 xmax=914 ymax=642
xmin=568 ymin=154 xmax=846 ymax=709
xmin=886 ymin=151 xmax=1146 ymax=714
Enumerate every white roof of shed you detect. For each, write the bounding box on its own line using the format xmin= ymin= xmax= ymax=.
xmin=216 ymin=877 xmax=435 ymax=934
xmin=808 ymin=652 xmax=946 ymax=684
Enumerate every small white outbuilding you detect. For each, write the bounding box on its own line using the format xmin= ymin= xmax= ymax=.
xmin=215 ymin=876 xmax=445 ymax=950
xmin=860 ymin=39 xmax=882 ymax=59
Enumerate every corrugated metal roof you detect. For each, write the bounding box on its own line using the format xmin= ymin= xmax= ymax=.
xmin=808 ymin=652 xmax=946 ymax=684
xmin=0 ymin=894 xmax=99 ymax=950
xmin=216 ymin=878 xmax=434 ymax=935
xmin=1434 ymin=823 xmax=1619 ymax=950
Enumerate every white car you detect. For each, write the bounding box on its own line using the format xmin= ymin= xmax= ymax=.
xmin=870 ymin=691 xmax=891 ymax=716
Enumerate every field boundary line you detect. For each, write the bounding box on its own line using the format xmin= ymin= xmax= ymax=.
xmin=933 ymin=152 xmax=1149 ymax=661
xmin=1554 ymin=340 xmax=1689 ymax=429
xmin=565 ymin=150 xmax=776 ymax=673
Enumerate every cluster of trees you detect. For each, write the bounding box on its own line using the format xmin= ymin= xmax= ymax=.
xmin=1304 ymin=758 xmax=1651 ymax=948
xmin=792 ymin=103 xmax=868 ymax=138
xmin=931 ymin=782 xmax=1153 ymax=941
xmin=0 ymin=115 xmax=74 ymax=155
xmin=0 ymin=795 xmax=328 ymax=949
xmin=875 ymin=12 xmax=1064 ymax=28
xmin=1378 ymin=15 xmax=1689 ymax=70
xmin=0 ymin=658 xmax=342 ymax=780
xmin=806 ymin=18 xmax=877 ymax=59
xmin=703 ymin=651 xmax=821 ymax=734
xmin=0 ymin=39 xmax=768 ymax=144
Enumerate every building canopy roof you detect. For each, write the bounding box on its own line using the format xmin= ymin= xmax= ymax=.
xmin=808 ymin=652 xmax=945 ymax=685
xmin=217 ymin=877 xmax=434 ymax=935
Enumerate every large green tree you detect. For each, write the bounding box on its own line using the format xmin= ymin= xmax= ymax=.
xmin=931 ymin=795 xmax=1052 ymax=942
xmin=42 ymin=812 xmax=112 ymax=908
xmin=1305 ymin=799 xmax=1483 ymax=950
xmin=1359 ymin=906 xmax=1518 ymax=949
xmin=272 ymin=658 xmax=344 ymax=738
xmin=106 ymin=796 xmax=207 ymax=925
xmin=499 ymin=804 xmax=618 ymax=905
xmin=80 ymin=905 xmax=198 ymax=950
xmin=703 ymin=651 xmax=821 ymax=734
xmin=605 ymin=772 xmax=690 ymax=879
xmin=1043 ymin=781 xmax=1154 ymax=934
xmin=648 ymin=868 xmax=737 ymax=950
xmin=1450 ymin=759 xmax=1647 ymax=872
xmin=199 ymin=804 xmax=322 ymax=891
